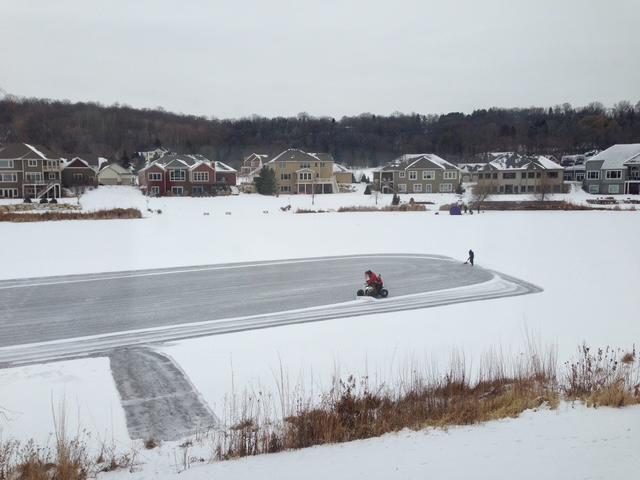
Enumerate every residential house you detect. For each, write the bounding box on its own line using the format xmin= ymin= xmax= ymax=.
xmin=333 ymin=163 xmax=354 ymax=185
xmin=563 ymin=164 xmax=586 ymax=182
xmin=583 ymin=144 xmax=640 ymax=195
xmin=240 ymin=153 xmax=269 ymax=177
xmin=265 ymin=149 xmax=338 ymax=194
xmin=0 ymin=143 xmax=62 ymax=199
xmin=458 ymin=163 xmax=487 ymax=183
xmin=476 ymin=154 xmax=564 ymax=194
xmin=213 ymin=161 xmax=237 ymax=187
xmin=97 ymin=163 xmax=136 ymax=186
xmin=138 ymin=154 xmax=230 ymax=196
xmin=61 ymin=155 xmax=109 ymax=190
xmin=560 ymin=150 xmax=598 ymax=167
xmin=373 ymin=154 xmax=460 ymax=194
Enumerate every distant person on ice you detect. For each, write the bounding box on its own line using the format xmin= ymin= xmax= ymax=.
xmin=365 ymin=270 xmax=383 ymax=294
xmin=465 ymin=250 xmax=475 ymax=266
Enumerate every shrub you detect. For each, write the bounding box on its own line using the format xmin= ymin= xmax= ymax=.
xmin=0 ymin=208 xmax=143 ymax=222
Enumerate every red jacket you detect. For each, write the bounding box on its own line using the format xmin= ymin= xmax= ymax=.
xmin=366 ymin=272 xmax=382 ymax=287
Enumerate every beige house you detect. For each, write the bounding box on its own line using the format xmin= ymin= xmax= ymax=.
xmin=476 ymin=153 xmax=564 ymax=194
xmin=97 ymin=163 xmax=136 ymax=186
xmin=265 ymin=149 xmax=338 ymax=194
xmin=373 ymin=154 xmax=460 ymax=194
xmin=333 ymin=163 xmax=354 ymax=185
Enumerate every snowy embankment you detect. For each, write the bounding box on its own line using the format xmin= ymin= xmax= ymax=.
xmin=0 ymin=186 xmax=639 ymax=477
xmin=98 ymin=403 xmax=639 ymax=480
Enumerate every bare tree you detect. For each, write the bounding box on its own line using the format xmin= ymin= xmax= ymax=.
xmin=471 ymin=181 xmax=494 ymax=213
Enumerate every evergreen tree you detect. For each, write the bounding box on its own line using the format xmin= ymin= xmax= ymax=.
xmin=364 ymin=184 xmax=372 ymax=195
xmin=391 ymin=193 xmax=400 ymax=205
xmin=254 ymin=166 xmax=277 ymax=195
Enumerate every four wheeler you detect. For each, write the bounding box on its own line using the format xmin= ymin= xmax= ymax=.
xmin=356 ymin=279 xmax=389 ymax=298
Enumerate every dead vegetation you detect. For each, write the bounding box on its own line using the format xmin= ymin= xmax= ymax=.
xmin=337 ymin=204 xmax=427 ymax=212
xmin=0 ymin=208 xmax=142 ymax=222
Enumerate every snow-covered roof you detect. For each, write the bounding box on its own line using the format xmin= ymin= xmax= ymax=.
xmin=587 ymin=144 xmax=640 ymax=169
xmin=214 ymin=161 xmax=237 ymax=173
xmin=139 ymin=154 xmax=214 ymax=172
xmin=458 ymin=163 xmax=487 ymax=173
xmin=333 ymin=163 xmax=351 ymax=173
xmin=383 ymin=153 xmax=458 ymax=171
xmin=268 ymin=148 xmax=331 ymax=164
xmin=0 ymin=143 xmax=56 ymax=160
xmin=485 ymin=153 xmax=562 ymax=171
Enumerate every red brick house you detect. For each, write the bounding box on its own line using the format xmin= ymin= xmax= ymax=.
xmin=138 ymin=154 xmax=235 ymax=196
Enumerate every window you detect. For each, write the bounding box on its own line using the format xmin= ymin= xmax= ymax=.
xmin=299 ymin=172 xmax=312 ymax=181
xmin=547 ymin=171 xmax=559 ymax=178
xmin=608 ymin=184 xmax=620 ymax=194
xmin=398 ymin=171 xmax=406 ymax=179
xmin=536 ymin=172 xmax=541 ymax=178
xmin=171 ymin=186 xmax=184 ymax=196
xmin=28 ymin=159 xmax=38 ymax=167
xmin=25 ymin=172 xmax=43 ymax=183
xmin=589 ymin=184 xmax=599 ymax=194
xmin=300 ymin=162 xmax=311 ymax=169
xmin=280 ymin=173 xmax=291 ymax=180
xmin=0 ymin=160 xmax=14 ymax=168
xmin=413 ymin=183 xmax=423 ymax=192
xmin=398 ymin=184 xmax=407 ymax=192
xmin=425 ymin=184 xmax=432 ymax=193
xmin=409 ymin=171 xmax=417 ymax=180
xmin=440 ymin=183 xmax=453 ymax=193
xmin=150 ymin=186 xmax=160 ymax=196
xmin=192 ymin=186 xmax=204 ymax=195
xmin=527 ymin=172 xmax=535 ymax=179
xmin=502 ymin=172 xmax=516 ymax=179
xmin=605 ymin=170 xmax=622 ymax=180
xmin=587 ymin=171 xmax=600 ymax=180
xmin=527 ymin=185 xmax=535 ymax=193
xmin=280 ymin=185 xmax=290 ymax=192
xmin=73 ymin=173 xmax=83 ymax=181
xmin=148 ymin=172 xmax=162 ymax=181
xmin=492 ymin=173 xmax=498 ymax=179
xmin=192 ymin=171 xmax=209 ymax=182
xmin=48 ymin=172 xmax=57 ymax=180
xmin=0 ymin=188 xmax=18 ymax=198
xmin=443 ymin=171 xmax=457 ymax=180
xmin=0 ymin=173 xmax=17 ymax=183
xmin=279 ymin=161 xmax=286 ymax=169
xmin=576 ymin=172 xmax=585 ymax=181
xmin=170 ymin=169 xmax=186 ymax=181
xmin=423 ymin=170 xmax=435 ymax=180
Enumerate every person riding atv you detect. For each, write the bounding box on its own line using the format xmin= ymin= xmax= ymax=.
xmin=357 ymin=270 xmax=389 ymax=298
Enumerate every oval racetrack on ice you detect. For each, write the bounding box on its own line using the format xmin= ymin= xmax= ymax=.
xmin=0 ymin=254 xmax=541 ymax=366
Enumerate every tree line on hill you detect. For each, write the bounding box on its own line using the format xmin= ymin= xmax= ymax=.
xmin=1 ymin=97 xmax=639 ymax=168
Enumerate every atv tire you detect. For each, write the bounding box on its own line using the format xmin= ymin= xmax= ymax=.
xmin=356 ymin=289 xmax=364 ymax=296
xmin=379 ymin=288 xmax=389 ymax=298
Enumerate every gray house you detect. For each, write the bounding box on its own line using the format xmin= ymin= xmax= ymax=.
xmin=583 ymin=144 xmax=640 ymax=195
xmin=373 ymin=154 xmax=460 ymax=194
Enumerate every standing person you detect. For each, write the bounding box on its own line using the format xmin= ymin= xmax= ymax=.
xmin=465 ymin=249 xmax=475 ymax=266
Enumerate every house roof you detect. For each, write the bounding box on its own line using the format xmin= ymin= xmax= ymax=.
xmin=333 ymin=163 xmax=351 ymax=173
xmin=139 ymin=154 xmax=213 ymax=172
xmin=99 ymin=163 xmax=134 ymax=175
xmin=484 ymin=153 xmax=562 ymax=171
xmin=267 ymin=148 xmax=329 ymax=164
xmin=62 ymin=155 xmax=109 ymax=171
xmin=0 ymin=143 xmax=56 ymax=159
xmin=457 ymin=163 xmax=487 ymax=173
xmin=383 ymin=154 xmax=458 ymax=171
xmin=214 ymin=161 xmax=237 ymax=173
xmin=587 ymin=144 xmax=640 ymax=169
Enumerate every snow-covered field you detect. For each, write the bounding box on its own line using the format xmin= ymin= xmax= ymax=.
xmin=1 ymin=186 xmax=639 ymax=478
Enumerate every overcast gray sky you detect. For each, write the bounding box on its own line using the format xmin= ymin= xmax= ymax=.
xmin=1 ymin=0 xmax=639 ymax=118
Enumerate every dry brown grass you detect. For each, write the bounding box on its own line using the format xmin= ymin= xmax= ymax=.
xmin=563 ymin=344 xmax=640 ymax=407
xmin=337 ymin=204 xmax=427 ymax=212
xmin=0 ymin=208 xmax=142 ymax=222
xmin=212 ymin=343 xmax=558 ymax=460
